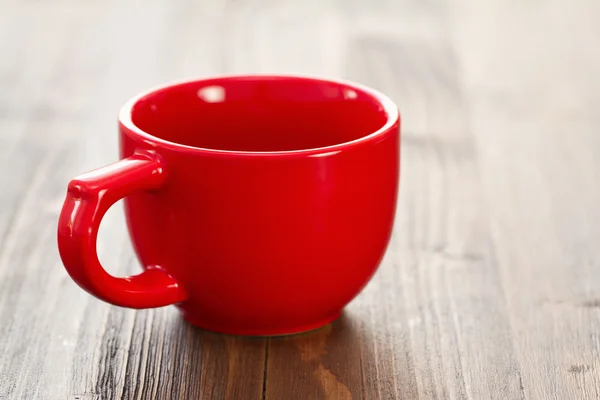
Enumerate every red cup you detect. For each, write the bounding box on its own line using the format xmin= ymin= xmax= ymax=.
xmin=57 ymin=75 xmax=400 ymax=336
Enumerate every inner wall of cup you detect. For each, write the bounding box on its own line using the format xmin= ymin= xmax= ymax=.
xmin=130 ymin=77 xmax=389 ymax=152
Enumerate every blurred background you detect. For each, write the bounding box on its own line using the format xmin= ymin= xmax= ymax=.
xmin=1 ymin=0 xmax=600 ymax=399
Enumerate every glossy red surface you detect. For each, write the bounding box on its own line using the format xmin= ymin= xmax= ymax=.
xmin=58 ymin=75 xmax=400 ymax=336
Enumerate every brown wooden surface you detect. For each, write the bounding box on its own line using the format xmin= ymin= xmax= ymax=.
xmin=1 ymin=0 xmax=600 ymax=399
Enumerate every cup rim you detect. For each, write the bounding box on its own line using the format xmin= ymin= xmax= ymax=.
xmin=119 ymin=73 xmax=400 ymax=158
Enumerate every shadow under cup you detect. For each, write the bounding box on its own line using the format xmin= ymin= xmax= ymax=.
xmin=60 ymin=75 xmax=400 ymax=337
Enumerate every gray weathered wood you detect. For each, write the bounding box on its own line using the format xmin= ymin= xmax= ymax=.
xmin=0 ymin=0 xmax=599 ymax=399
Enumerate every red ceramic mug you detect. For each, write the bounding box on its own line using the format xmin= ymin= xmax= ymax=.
xmin=57 ymin=75 xmax=400 ymax=336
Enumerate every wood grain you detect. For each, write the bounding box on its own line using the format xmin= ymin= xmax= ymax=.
xmin=0 ymin=0 xmax=599 ymax=399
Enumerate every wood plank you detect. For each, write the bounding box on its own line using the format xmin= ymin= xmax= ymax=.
xmin=451 ymin=0 xmax=600 ymax=398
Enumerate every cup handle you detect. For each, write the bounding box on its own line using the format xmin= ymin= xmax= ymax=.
xmin=57 ymin=150 xmax=188 ymax=309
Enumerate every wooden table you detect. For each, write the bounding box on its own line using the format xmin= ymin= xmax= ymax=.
xmin=1 ymin=1 xmax=599 ymax=399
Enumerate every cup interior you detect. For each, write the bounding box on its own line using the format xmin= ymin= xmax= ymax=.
xmin=127 ymin=76 xmax=392 ymax=152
